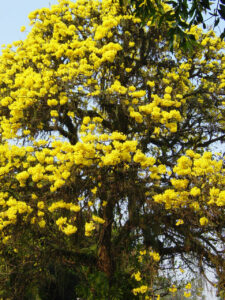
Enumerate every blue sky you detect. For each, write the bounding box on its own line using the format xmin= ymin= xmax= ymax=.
xmin=0 ymin=0 xmax=58 ymax=47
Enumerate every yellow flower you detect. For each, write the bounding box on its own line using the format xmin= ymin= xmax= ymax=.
xmin=184 ymin=291 xmax=191 ymax=298
xmin=147 ymin=81 xmax=155 ymax=88
xmin=37 ymin=211 xmax=44 ymax=217
xmin=62 ymin=224 xmax=77 ymax=235
xmin=20 ymin=26 xmax=26 ymax=32
xmin=130 ymin=90 xmax=146 ymax=98
xmin=165 ymin=86 xmax=172 ymax=93
xmin=199 ymin=217 xmax=208 ymax=226
xmin=50 ymin=110 xmax=59 ymax=117
xmin=190 ymin=187 xmax=201 ymax=197
xmin=176 ymin=219 xmax=184 ymax=226
xmin=92 ymin=215 xmax=105 ymax=224
xmin=138 ymin=255 xmax=143 ymax=262
xmin=139 ymin=285 xmax=148 ymax=294
xmin=37 ymin=201 xmax=44 ymax=210
xmin=132 ymin=285 xmax=148 ymax=295
xmin=91 ymin=186 xmax=97 ymax=194
xmin=139 ymin=0 xmax=147 ymax=7
xmin=38 ymin=220 xmax=46 ymax=228
xmin=85 ymin=221 xmax=95 ymax=236
xmin=56 ymin=217 xmax=67 ymax=228
xmin=185 ymin=282 xmax=192 ymax=289
xmin=149 ymin=251 xmax=160 ymax=262
xmin=217 ymin=191 xmax=225 ymax=206
xmin=130 ymin=111 xmax=143 ymax=123
xmin=153 ymin=127 xmax=160 ymax=135
xmin=83 ymin=116 xmax=91 ymax=125
xmin=102 ymin=201 xmax=107 ymax=207
xmin=125 ymin=68 xmax=132 ymax=72
xmin=132 ymin=271 xmax=142 ymax=281
xmin=169 ymin=285 xmax=177 ymax=293
xmin=179 ymin=267 xmax=185 ymax=273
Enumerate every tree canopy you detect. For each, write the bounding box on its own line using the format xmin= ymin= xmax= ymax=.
xmin=0 ymin=0 xmax=225 ymax=299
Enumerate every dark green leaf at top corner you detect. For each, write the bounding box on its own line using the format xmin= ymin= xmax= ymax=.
xmin=219 ymin=4 xmax=225 ymax=19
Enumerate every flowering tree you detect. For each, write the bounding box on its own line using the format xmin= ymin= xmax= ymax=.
xmin=0 ymin=0 xmax=225 ymax=299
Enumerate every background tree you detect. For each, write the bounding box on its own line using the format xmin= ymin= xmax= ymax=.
xmin=0 ymin=0 xmax=224 ymax=299
xmin=119 ymin=0 xmax=225 ymax=50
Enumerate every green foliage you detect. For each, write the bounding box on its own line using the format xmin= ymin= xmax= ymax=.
xmin=120 ymin=0 xmax=225 ymax=50
xmin=75 ymin=268 xmax=135 ymax=300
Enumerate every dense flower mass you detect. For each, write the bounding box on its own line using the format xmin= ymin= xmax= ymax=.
xmin=0 ymin=0 xmax=224 ymax=298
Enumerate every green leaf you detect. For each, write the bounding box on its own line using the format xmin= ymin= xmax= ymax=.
xmin=219 ymin=4 xmax=225 ymax=19
xmin=220 ymin=27 xmax=225 ymax=39
xmin=200 ymin=0 xmax=210 ymax=9
xmin=214 ymin=17 xmax=220 ymax=27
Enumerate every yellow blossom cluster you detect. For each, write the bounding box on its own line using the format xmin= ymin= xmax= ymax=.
xmin=56 ymin=216 xmax=77 ymax=235
xmin=132 ymin=285 xmax=148 ymax=295
xmin=132 ymin=271 xmax=142 ymax=281
xmin=85 ymin=221 xmax=95 ymax=236
xmin=154 ymin=151 xmax=225 ymax=213
xmin=149 ymin=251 xmax=161 ymax=262
xmin=169 ymin=284 xmax=177 ymax=293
